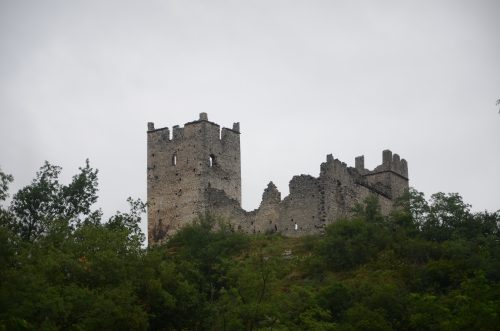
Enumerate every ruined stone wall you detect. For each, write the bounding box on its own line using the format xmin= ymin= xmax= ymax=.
xmin=147 ymin=114 xmax=409 ymax=245
xmin=203 ymin=151 xmax=407 ymax=238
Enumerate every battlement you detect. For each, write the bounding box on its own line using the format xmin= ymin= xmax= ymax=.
xmin=147 ymin=114 xmax=409 ymax=245
xmin=355 ymin=150 xmax=408 ymax=179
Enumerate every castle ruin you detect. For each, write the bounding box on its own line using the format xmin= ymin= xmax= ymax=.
xmin=147 ymin=113 xmax=409 ymax=246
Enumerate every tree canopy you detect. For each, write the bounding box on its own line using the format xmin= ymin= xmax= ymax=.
xmin=1 ymin=162 xmax=499 ymax=330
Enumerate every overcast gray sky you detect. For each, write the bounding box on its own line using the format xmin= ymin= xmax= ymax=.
xmin=1 ymin=0 xmax=499 ymax=238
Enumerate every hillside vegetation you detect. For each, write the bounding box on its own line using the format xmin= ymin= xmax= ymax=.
xmin=1 ymin=161 xmax=500 ymax=330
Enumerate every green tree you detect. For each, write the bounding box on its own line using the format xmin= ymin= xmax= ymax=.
xmin=316 ymin=282 xmax=351 ymax=320
xmin=297 ymin=306 xmax=337 ymax=331
xmin=390 ymin=188 xmax=428 ymax=232
xmin=215 ymin=243 xmax=286 ymax=330
xmin=350 ymin=194 xmax=384 ymax=224
xmin=0 ymin=167 xmax=15 ymax=231
xmin=442 ymin=272 xmax=500 ymax=330
xmin=0 ymin=160 xmax=158 ymax=330
xmin=0 ymin=166 xmax=13 ymax=202
xmin=167 ymin=212 xmax=248 ymax=291
xmin=105 ymin=197 xmax=147 ymax=243
xmin=0 ymin=211 xmax=151 ymax=330
xmin=8 ymin=160 xmax=98 ymax=241
xmin=341 ymin=304 xmax=393 ymax=331
xmin=141 ymin=255 xmax=209 ymax=330
xmin=318 ymin=217 xmax=390 ymax=271
xmin=420 ymin=192 xmax=472 ymax=243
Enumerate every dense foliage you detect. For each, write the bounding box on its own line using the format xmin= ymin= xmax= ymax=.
xmin=1 ymin=162 xmax=499 ymax=330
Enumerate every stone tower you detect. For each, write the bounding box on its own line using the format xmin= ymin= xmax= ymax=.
xmin=147 ymin=113 xmax=241 ymax=245
xmin=355 ymin=150 xmax=409 ymax=199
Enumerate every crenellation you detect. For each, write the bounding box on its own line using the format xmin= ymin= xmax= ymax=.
xmin=401 ymin=159 xmax=408 ymax=177
xmin=172 ymin=125 xmax=183 ymax=139
xmin=232 ymin=122 xmax=240 ymax=132
xmin=221 ymin=127 xmax=240 ymax=142
xmin=392 ymin=154 xmax=401 ymax=173
xmin=147 ymin=114 xmax=409 ymax=245
xmin=383 ymin=149 xmax=392 ymax=165
xmin=355 ymin=155 xmax=365 ymax=173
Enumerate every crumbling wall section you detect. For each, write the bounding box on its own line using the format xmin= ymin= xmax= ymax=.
xmin=278 ymin=175 xmax=322 ymax=237
xmin=203 ymin=151 xmax=407 ymax=239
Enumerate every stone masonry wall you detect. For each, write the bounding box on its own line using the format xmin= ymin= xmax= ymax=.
xmin=147 ymin=114 xmax=409 ymax=245
xmin=147 ymin=113 xmax=241 ymax=245
xmin=204 ymin=153 xmax=402 ymax=238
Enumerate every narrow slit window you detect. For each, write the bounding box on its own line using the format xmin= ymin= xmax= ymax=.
xmin=295 ymin=223 xmax=298 ymax=230
xmin=172 ymin=154 xmax=177 ymax=166
xmin=210 ymin=154 xmax=215 ymax=167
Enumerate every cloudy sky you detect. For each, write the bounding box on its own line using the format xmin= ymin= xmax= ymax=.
xmin=1 ymin=0 xmax=499 ymax=238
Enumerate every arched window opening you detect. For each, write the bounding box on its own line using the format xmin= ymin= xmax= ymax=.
xmin=172 ymin=154 xmax=177 ymax=166
xmin=210 ymin=154 xmax=215 ymax=167
xmin=295 ymin=223 xmax=298 ymax=230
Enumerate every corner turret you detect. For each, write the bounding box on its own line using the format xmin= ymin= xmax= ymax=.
xmin=355 ymin=149 xmax=409 ymax=199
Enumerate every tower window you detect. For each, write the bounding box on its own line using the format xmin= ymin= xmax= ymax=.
xmin=172 ymin=154 xmax=177 ymax=166
xmin=210 ymin=154 xmax=216 ymax=167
